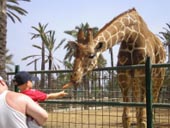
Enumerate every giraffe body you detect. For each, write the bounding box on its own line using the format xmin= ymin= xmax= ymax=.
xmin=63 ymin=8 xmax=166 ymax=128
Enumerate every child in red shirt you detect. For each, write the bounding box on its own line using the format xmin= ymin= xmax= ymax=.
xmin=13 ymin=71 xmax=68 ymax=102
xmin=13 ymin=71 xmax=68 ymax=128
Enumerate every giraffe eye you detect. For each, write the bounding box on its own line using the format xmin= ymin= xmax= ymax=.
xmin=88 ymin=53 xmax=96 ymax=58
xmin=95 ymin=42 xmax=104 ymax=51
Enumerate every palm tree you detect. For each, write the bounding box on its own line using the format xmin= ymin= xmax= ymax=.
xmin=42 ymin=30 xmax=66 ymax=70
xmin=43 ymin=30 xmax=66 ymax=88
xmin=159 ymin=23 xmax=170 ymax=63
xmin=24 ymin=29 xmax=66 ymax=88
xmin=31 ymin=23 xmax=50 ymax=69
xmin=159 ymin=23 xmax=170 ymax=101
xmin=0 ymin=0 xmax=30 ymax=79
xmin=31 ymin=23 xmax=50 ymax=87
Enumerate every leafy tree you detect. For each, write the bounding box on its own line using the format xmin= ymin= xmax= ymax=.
xmin=43 ymin=30 xmax=66 ymax=70
xmin=0 ymin=0 xmax=30 ymax=78
xmin=23 ymin=31 xmax=65 ymax=70
xmin=31 ymin=23 xmax=50 ymax=70
xmin=43 ymin=30 xmax=66 ymax=88
xmin=30 ymin=23 xmax=50 ymax=87
xmin=159 ymin=23 xmax=170 ymax=63
xmin=23 ymin=26 xmax=66 ymax=88
xmin=159 ymin=23 xmax=170 ymax=95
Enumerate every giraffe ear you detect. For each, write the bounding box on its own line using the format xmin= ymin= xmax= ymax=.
xmin=67 ymin=41 xmax=79 ymax=57
xmin=95 ymin=42 xmax=104 ymax=52
xmin=68 ymin=41 xmax=78 ymax=49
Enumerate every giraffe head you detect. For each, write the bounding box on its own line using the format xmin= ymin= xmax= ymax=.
xmin=63 ymin=29 xmax=104 ymax=89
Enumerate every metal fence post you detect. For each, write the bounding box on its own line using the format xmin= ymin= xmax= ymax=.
xmin=145 ymin=56 xmax=153 ymax=128
xmin=14 ymin=65 xmax=20 ymax=92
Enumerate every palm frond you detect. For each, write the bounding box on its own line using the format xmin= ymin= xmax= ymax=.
xmin=6 ymin=0 xmax=30 ymax=23
xmin=32 ymin=44 xmax=42 ymax=50
xmin=64 ymin=30 xmax=78 ymax=38
xmin=22 ymin=55 xmax=41 ymax=60
xmin=54 ymin=38 xmax=66 ymax=52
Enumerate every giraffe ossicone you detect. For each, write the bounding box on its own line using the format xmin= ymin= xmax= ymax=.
xmin=63 ymin=8 xmax=166 ymax=128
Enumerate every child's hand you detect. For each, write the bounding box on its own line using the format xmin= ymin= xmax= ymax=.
xmin=59 ymin=91 xmax=68 ymax=97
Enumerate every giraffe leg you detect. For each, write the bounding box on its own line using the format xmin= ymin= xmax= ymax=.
xmin=122 ymin=97 xmax=131 ymax=128
xmin=152 ymin=68 xmax=165 ymax=103
xmin=131 ymin=78 xmax=142 ymax=127
xmin=136 ymin=73 xmax=164 ymax=128
xmin=136 ymin=108 xmax=147 ymax=128
xmin=118 ymin=71 xmax=132 ymax=128
xmin=121 ymin=88 xmax=131 ymax=128
xmin=152 ymin=77 xmax=164 ymax=103
xmin=152 ymin=77 xmax=164 ymax=125
xmin=135 ymin=78 xmax=147 ymax=128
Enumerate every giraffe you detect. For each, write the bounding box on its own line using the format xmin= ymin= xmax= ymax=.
xmin=63 ymin=8 xmax=166 ymax=128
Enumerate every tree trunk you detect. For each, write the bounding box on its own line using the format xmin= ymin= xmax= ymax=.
xmin=48 ymin=53 xmax=52 ymax=88
xmin=0 ymin=0 xmax=7 ymax=79
xmin=34 ymin=60 xmax=39 ymax=88
xmin=40 ymin=42 xmax=45 ymax=88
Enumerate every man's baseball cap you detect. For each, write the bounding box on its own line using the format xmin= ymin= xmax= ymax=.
xmin=13 ymin=71 xmax=38 ymax=86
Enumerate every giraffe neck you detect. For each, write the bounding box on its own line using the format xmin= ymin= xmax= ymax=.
xmin=94 ymin=9 xmax=145 ymax=52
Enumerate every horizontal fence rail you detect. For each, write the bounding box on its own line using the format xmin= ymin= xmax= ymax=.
xmin=43 ymin=100 xmax=170 ymax=108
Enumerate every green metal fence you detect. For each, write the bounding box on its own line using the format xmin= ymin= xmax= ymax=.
xmin=7 ymin=57 xmax=170 ymax=128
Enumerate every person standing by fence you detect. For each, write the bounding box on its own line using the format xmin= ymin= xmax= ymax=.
xmin=13 ymin=71 xmax=68 ymax=128
xmin=0 ymin=76 xmax=48 ymax=128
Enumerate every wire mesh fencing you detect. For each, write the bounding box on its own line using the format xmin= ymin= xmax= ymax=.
xmin=7 ymin=63 xmax=170 ymax=128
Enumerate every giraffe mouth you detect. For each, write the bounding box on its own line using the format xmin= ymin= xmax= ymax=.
xmin=62 ymin=81 xmax=74 ymax=89
xmin=62 ymin=82 xmax=73 ymax=89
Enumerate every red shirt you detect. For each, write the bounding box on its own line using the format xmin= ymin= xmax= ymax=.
xmin=21 ymin=89 xmax=47 ymax=102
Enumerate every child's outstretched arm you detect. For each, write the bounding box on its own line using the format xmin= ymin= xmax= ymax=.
xmin=47 ymin=90 xmax=68 ymax=99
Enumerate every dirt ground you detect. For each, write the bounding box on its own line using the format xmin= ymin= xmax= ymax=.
xmin=44 ymin=106 xmax=170 ymax=128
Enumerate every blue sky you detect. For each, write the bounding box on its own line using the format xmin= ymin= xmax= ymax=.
xmin=7 ymin=0 xmax=170 ymax=71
